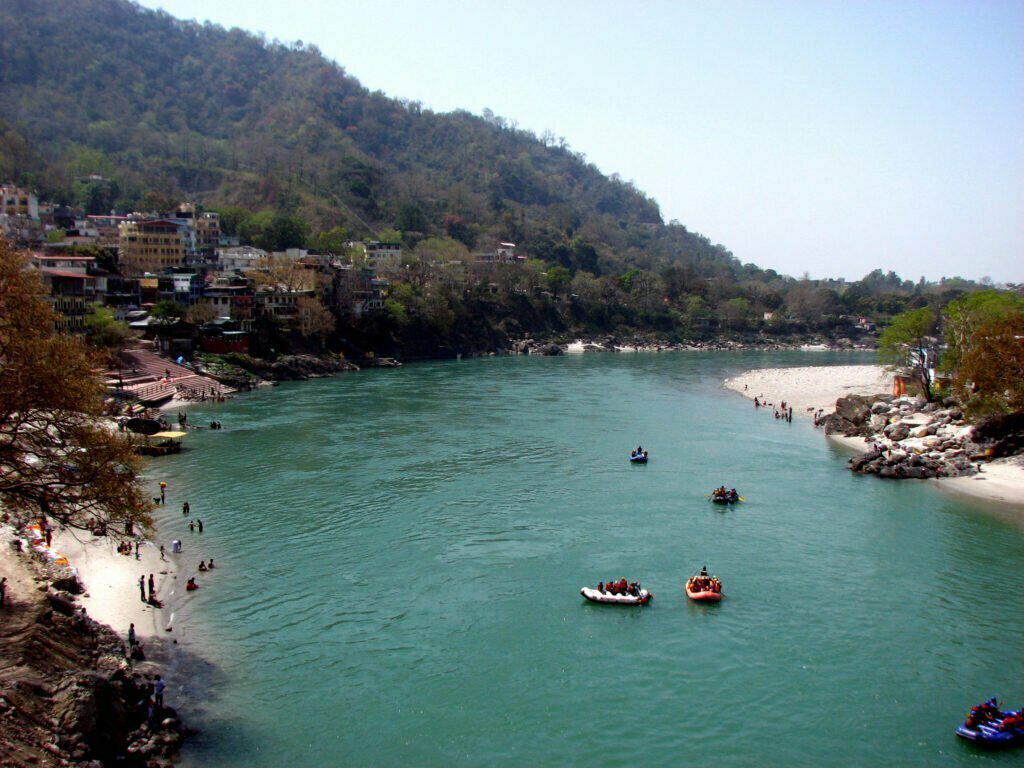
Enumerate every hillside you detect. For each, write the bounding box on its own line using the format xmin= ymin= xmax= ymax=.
xmin=1 ymin=0 xmax=996 ymax=351
xmin=0 ymin=0 xmax=738 ymax=273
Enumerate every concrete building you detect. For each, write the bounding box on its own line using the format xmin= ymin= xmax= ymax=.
xmin=1 ymin=184 xmax=39 ymax=220
xmin=118 ymin=218 xmax=190 ymax=274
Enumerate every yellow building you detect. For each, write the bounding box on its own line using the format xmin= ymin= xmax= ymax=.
xmin=118 ymin=218 xmax=188 ymax=274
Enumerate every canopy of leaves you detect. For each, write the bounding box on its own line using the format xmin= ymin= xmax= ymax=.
xmin=955 ymin=312 xmax=1024 ymax=412
xmin=0 ymin=238 xmax=152 ymax=535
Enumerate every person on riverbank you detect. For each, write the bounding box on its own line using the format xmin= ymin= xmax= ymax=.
xmin=0 ymin=576 xmax=6 ymax=608
xmin=128 ymin=622 xmax=136 ymax=652
xmin=159 ymin=545 xmax=165 ymax=560
xmin=148 ymin=573 xmax=155 ymax=601
xmin=138 ymin=575 xmax=146 ymax=602
xmin=154 ymin=675 xmax=165 ymax=708
xmin=135 ymin=540 xmax=140 ymax=559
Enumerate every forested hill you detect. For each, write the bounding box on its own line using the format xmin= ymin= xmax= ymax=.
xmin=0 ymin=0 xmax=738 ymax=273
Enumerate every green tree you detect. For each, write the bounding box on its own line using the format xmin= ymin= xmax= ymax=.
xmin=546 ymin=265 xmax=572 ymax=298
xmin=941 ymin=290 xmax=1024 ymax=373
xmin=311 ymin=226 xmax=350 ymax=254
xmin=150 ymin=300 xmax=186 ymax=320
xmin=878 ymin=307 xmax=938 ymax=400
xmin=83 ymin=304 xmax=131 ymax=352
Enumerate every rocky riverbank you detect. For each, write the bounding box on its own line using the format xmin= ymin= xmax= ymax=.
xmin=0 ymin=524 xmax=185 ymax=767
xmin=827 ymin=397 xmax=1024 ymax=481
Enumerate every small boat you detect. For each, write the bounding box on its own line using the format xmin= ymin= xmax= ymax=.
xmin=956 ymin=701 xmax=1024 ymax=746
xmin=580 ymin=586 xmax=652 ymax=605
xmin=685 ymin=571 xmax=723 ymax=602
xmin=709 ymin=489 xmax=741 ymax=504
xmin=629 ymin=451 xmax=649 ymax=463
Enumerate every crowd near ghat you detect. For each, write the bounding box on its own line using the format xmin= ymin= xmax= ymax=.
xmin=724 ymin=365 xmax=1024 ymax=506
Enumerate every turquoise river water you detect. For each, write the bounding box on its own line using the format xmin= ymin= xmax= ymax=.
xmin=147 ymin=351 xmax=1024 ymax=767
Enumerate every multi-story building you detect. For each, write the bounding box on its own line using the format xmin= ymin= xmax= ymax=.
xmin=332 ymin=266 xmax=387 ymax=317
xmin=1 ymin=184 xmax=39 ymax=219
xmin=30 ymin=253 xmax=99 ymax=332
xmin=118 ymin=218 xmax=190 ymax=274
xmin=217 ymin=245 xmax=267 ymax=273
xmin=156 ymin=269 xmax=204 ymax=306
xmin=356 ymin=241 xmax=402 ymax=275
xmin=255 ymin=287 xmax=315 ymax=324
xmin=195 ymin=212 xmax=222 ymax=255
xmin=203 ymin=276 xmax=255 ymax=323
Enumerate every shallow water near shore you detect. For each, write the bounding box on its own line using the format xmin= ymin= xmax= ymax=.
xmin=150 ymin=351 xmax=1024 ymax=767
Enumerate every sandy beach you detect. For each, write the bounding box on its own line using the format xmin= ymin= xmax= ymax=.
xmin=724 ymin=364 xmax=893 ymax=416
xmin=724 ymin=364 xmax=1024 ymax=507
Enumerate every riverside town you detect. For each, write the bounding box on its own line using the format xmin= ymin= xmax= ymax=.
xmin=1 ymin=1 xmax=1022 ymax=766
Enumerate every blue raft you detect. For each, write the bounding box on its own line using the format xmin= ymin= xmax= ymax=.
xmin=956 ymin=710 xmax=1024 ymax=747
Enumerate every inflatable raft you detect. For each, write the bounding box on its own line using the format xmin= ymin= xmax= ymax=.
xmin=580 ymin=587 xmax=652 ymax=605
xmin=957 ymin=710 xmax=1024 ymax=746
xmin=629 ymin=451 xmax=649 ymax=463
xmin=710 ymin=492 xmax=740 ymax=504
xmin=685 ymin=584 xmax=722 ymax=602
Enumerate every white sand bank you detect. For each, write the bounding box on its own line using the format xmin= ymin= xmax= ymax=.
xmin=936 ymin=456 xmax=1024 ymax=507
xmin=724 ymin=364 xmax=1024 ymax=508
xmin=724 ymin=365 xmax=892 ymax=416
xmin=55 ymin=525 xmax=189 ymax=642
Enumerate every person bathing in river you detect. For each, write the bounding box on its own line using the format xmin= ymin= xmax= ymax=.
xmin=198 ymin=561 xmax=207 ymax=572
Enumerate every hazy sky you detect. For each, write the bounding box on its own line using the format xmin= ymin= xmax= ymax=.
xmin=136 ymin=1 xmax=1023 ymax=283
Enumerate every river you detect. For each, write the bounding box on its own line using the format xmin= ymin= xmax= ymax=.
xmin=148 ymin=351 xmax=1024 ymax=767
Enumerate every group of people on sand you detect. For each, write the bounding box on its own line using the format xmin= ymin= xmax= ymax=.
xmin=965 ymin=698 xmax=1023 ymax=731
xmin=597 ymin=578 xmax=643 ymax=597
xmin=688 ymin=566 xmax=722 ymax=594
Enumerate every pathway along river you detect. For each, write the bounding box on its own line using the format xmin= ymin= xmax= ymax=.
xmin=149 ymin=352 xmax=1024 ymax=767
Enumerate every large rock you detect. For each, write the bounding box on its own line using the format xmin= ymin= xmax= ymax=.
xmin=834 ymin=395 xmax=873 ymax=426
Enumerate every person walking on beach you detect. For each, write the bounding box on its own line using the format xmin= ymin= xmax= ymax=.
xmin=0 ymin=577 xmax=7 ymax=608
xmin=159 ymin=545 xmax=165 ymax=560
xmin=128 ymin=623 xmax=136 ymax=652
xmin=138 ymin=575 xmax=146 ymax=602
xmin=134 ymin=540 xmax=140 ymax=559
xmin=182 ymin=501 xmax=190 ymax=516
xmin=148 ymin=573 xmax=155 ymax=601
xmin=197 ymin=519 xmax=203 ymax=534
xmin=154 ymin=675 xmax=165 ymax=708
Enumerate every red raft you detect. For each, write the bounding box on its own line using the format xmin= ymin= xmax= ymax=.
xmin=685 ymin=574 xmax=722 ymax=602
